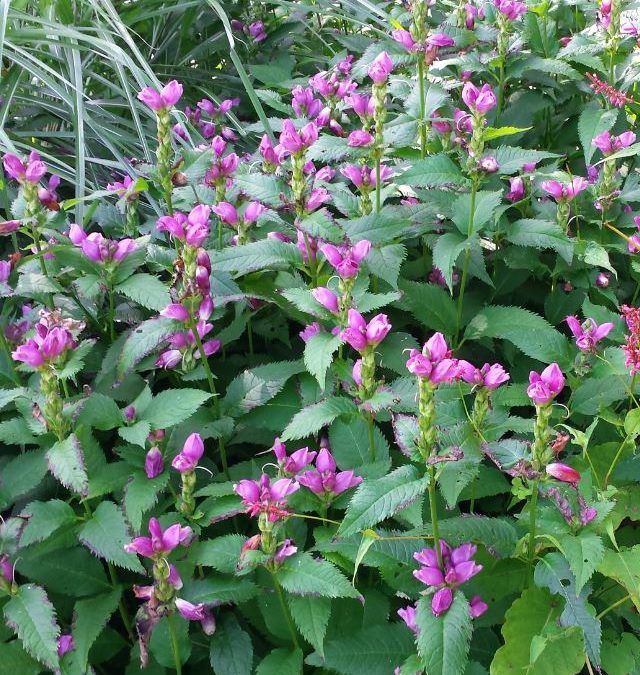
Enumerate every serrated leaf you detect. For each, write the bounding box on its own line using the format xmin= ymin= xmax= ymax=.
xmin=432 ymin=231 xmax=467 ymax=291
xmin=465 ymin=305 xmax=571 ymax=365
xmin=79 ymin=501 xmax=144 ymax=573
xmin=115 ymin=273 xmax=171 ymax=311
xmin=116 ymin=317 xmax=176 ymax=379
xmin=191 ymin=535 xmax=245 ymax=574
xmin=281 ymin=397 xmax=357 ymax=441
xmin=507 ymin=219 xmax=574 ymax=264
xmin=304 ymin=332 xmax=342 ymax=390
xmin=210 ymin=239 xmax=301 ymax=276
xmin=366 ymin=244 xmax=406 ymax=288
xmin=256 ymin=648 xmax=303 ymax=675
xmin=118 ymin=420 xmax=151 ymax=448
xmin=452 ymin=190 xmax=503 ymax=236
xmin=493 ymin=146 xmax=559 ymax=174
xmin=141 ymin=388 xmax=211 ymax=429
xmin=210 ymin=614 xmax=253 ymax=675
xmin=339 ymin=466 xmax=427 ymax=537
xmin=561 ymin=533 xmax=605 ymax=594
xmin=535 ymin=553 xmax=601 ymax=665
xmin=397 ymin=153 xmax=468 ymax=187
xmin=483 ymin=126 xmax=531 ymax=141
xmin=277 ymin=552 xmax=362 ymax=599
xmin=328 ymin=416 xmax=390 ymax=469
xmin=398 ymin=279 xmax=457 ymax=333
xmin=288 ymin=595 xmax=331 ymax=656
xmin=597 ymin=545 xmax=640 ymax=610
xmin=416 ymin=593 xmax=472 ymax=675
xmin=491 ymin=587 xmax=586 ymax=675
xmin=186 ymin=576 xmax=259 ymax=604
xmin=123 ymin=471 xmax=170 ymax=532
xmin=56 ymin=340 xmax=96 ymax=381
xmin=0 ymin=641 xmax=41 ymax=674
xmin=3 ymin=584 xmax=60 ymax=671
xmin=46 ymin=433 xmax=89 ymax=496
xmin=72 ymin=590 xmax=121 ymax=670
xmin=77 ymin=393 xmax=124 ymax=430
xmin=0 ymin=449 xmax=48 ymax=502
xmin=578 ymin=103 xmax=618 ymax=165
xmin=233 ymin=173 xmax=286 ymax=206
xmin=20 ymin=499 xmax=76 ymax=547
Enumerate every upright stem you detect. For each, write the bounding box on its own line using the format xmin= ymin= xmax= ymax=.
xmin=375 ymin=157 xmax=381 ymax=212
xmin=0 ymin=329 xmax=20 ymax=386
xmin=417 ymin=59 xmax=427 ymax=159
xmin=367 ymin=413 xmax=376 ymax=463
xmin=271 ymin=573 xmax=299 ymax=648
xmin=107 ymin=562 xmax=135 ymax=643
xmin=428 ymin=466 xmax=443 ymax=569
xmin=526 ymin=479 xmax=539 ymax=586
xmin=455 ymin=182 xmax=477 ymax=344
xmin=166 ymin=613 xmax=182 ymax=675
xmin=107 ymin=282 xmax=116 ymax=341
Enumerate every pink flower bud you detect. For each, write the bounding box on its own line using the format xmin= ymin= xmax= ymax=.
xmin=160 ymin=303 xmax=190 ymax=322
xmin=546 ymin=462 xmax=581 ymax=483
xmin=172 ymin=432 xmax=205 ymax=473
xmin=368 ymin=51 xmax=394 ymax=84
xmin=145 ymin=447 xmax=164 ymax=479
xmin=312 ymin=287 xmax=340 ymax=314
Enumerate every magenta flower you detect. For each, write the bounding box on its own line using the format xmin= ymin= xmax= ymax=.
xmin=0 ymin=260 xmax=11 ymax=283
xmin=175 ymin=599 xmax=216 ymax=635
xmin=57 ymin=634 xmax=75 ymax=658
xmin=348 ymin=94 xmax=375 ymax=119
xmin=300 ymin=322 xmax=321 ymax=342
xmin=506 ymin=176 xmax=525 ymax=202
xmin=160 ymin=303 xmax=190 ymax=322
xmin=306 ymin=187 xmax=330 ymax=211
xmin=592 ymin=130 xmax=637 ymax=155
xmin=38 ymin=175 xmax=60 ymax=210
xmin=145 ymin=447 xmax=164 ymax=479
xmin=596 ymin=272 xmax=610 ymax=288
xmin=368 ymin=51 xmax=394 ymax=84
xmin=12 ymin=324 xmax=74 ymax=368
xmin=124 ymin=517 xmax=192 ymax=558
xmin=259 ymin=134 xmax=280 ymax=166
xmin=312 ymin=287 xmax=340 ymax=314
xmin=397 ymin=604 xmax=418 ymax=633
xmin=427 ymin=33 xmax=455 ymax=47
xmin=527 ymin=363 xmax=565 ymax=405
xmin=494 ymin=0 xmax=528 ymax=20
xmin=413 ymin=540 xmax=484 ymax=617
xmin=172 ymin=433 xmax=205 ymax=473
xmin=137 ymin=80 xmax=183 ymax=111
xmin=340 ymin=309 xmax=391 ymax=353
xmin=244 ymin=201 xmax=267 ymax=223
xmin=0 ymin=220 xmax=19 ymax=235
xmin=234 ymin=474 xmax=299 ymax=522
xmin=461 ymin=82 xmax=497 ymax=114
xmin=107 ymin=175 xmax=142 ymax=201
xmin=248 ymin=21 xmax=267 ymax=42
xmin=469 ymin=595 xmax=489 ymax=618
xmin=565 ymin=315 xmax=614 ymax=352
xmin=546 ymin=462 xmax=581 ymax=484
xmin=68 ymin=225 xmax=137 ymax=264
xmin=274 ymin=539 xmax=298 ymax=564
xmin=348 ymin=130 xmax=374 ymax=147
xmin=212 ymin=202 xmax=238 ymax=225
xmin=278 ymin=119 xmax=319 ymax=155
xmin=297 ymin=448 xmax=362 ymax=496
xmin=479 ymin=156 xmax=499 ymax=173
xmin=292 ymin=86 xmax=323 ymax=118
xmin=431 ymin=112 xmax=452 ymax=134
xmin=3 ymin=151 xmax=47 ymax=184
xmin=352 ymin=358 xmax=363 ymax=386
xmin=340 ymin=164 xmax=393 ymax=188
xmin=406 ymin=332 xmax=457 ymax=384
xmin=321 ymin=240 xmax=371 ymax=278
xmin=541 ymin=177 xmax=588 ymax=201
xmin=272 ymin=438 xmax=316 ymax=474
xmin=392 ymin=29 xmax=416 ymax=51
xmin=457 ymin=361 xmax=510 ymax=389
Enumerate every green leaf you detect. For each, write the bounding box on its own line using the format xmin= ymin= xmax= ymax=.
xmin=452 ymin=191 xmax=503 ymax=236
xmin=46 ymin=433 xmax=89 ymax=496
xmin=3 ymin=584 xmax=60 ymax=671
xmin=114 ymin=273 xmax=171 ymax=311
xmin=118 ymin=420 xmax=151 ymax=448
xmin=116 ymin=317 xmax=176 ymax=379
xmin=277 ymin=552 xmax=362 ymax=599
xmin=0 ymin=449 xmax=47 ymax=502
xmin=210 ymin=240 xmax=301 ymax=276
xmin=398 ymin=280 xmax=457 ymax=334
xmin=20 ymin=499 xmax=76 ymax=547
xmin=304 ymin=332 xmax=342 ymax=390
xmin=507 ymin=219 xmax=574 ymax=264
xmin=396 ymin=153 xmax=468 ymax=187
xmin=210 ymin=613 xmax=253 ymax=675
xmin=288 ymin=595 xmax=331 ymax=656
xmin=0 ymin=641 xmax=41 ymax=675
xmin=79 ymin=501 xmax=144 ymax=573
xmin=281 ymin=397 xmax=357 ymax=441
xmin=432 ymin=231 xmax=467 ymax=291
xmin=597 ymin=545 xmax=640 ymax=610
xmin=491 ymin=587 xmax=586 ymax=675
xmin=318 ymin=624 xmax=416 ymax=675
xmin=339 ymin=466 xmax=428 ymax=537
xmin=256 ymin=648 xmax=303 ymax=675
xmin=77 ymin=393 xmax=124 ymax=430
xmin=416 ymin=593 xmax=472 ymax=675
xmin=329 ymin=416 xmax=390 ymax=470
xmin=483 ymin=126 xmax=531 ymax=141
xmin=366 ymin=244 xmax=406 ymax=288
xmin=141 ymin=388 xmax=211 ymax=429
xmin=190 ymin=534 xmax=245 ymax=574
xmin=123 ymin=471 xmax=170 ymax=532
xmin=0 ymin=387 xmax=28 ymax=411
xmin=561 ymin=533 xmax=605 ymax=593
xmin=72 ymin=590 xmax=121 ymax=670
xmin=578 ymin=103 xmax=618 ymax=164
xmin=465 ymin=305 xmax=571 ymax=365
xmin=186 ymin=577 xmax=259 ymax=604
xmin=233 ymin=173 xmax=287 ymax=206
xmin=56 ymin=339 xmax=96 ymax=381
xmin=624 ymin=408 xmax=640 ymax=437
xmin=493 ymin=146 xmax=560 ymax=174
xmin=150 ymin=615 xmax=192 ymax=668
xmin=535 ymin=553 xmax=601 ymax=665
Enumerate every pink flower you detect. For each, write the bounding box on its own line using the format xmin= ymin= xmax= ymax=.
xmin=546 ymin=462 xmax=581 ymax=484
xmin=274 ymin=539 xmax=298 ymax=564
xmin=352 ymin=358 xmax=363 ymax=386
xmin=565 ymin=315 xmax=614 ymax=352
xmin=348 ymin=94 xmax=375 ymax=119
xmin=406 ymin=333 xmax=457 ymax=384
xmin=0 ymin=220 xmax=19 ymax=235
xmin=212 ymin=202 xmax=238 ymax=225
xmin=340 ymin=309 xmax=391 ymax=353
xmin=234 ymin=474 xmax=299 ymax=521
xmin=297 ymin=448 xmax=362 ymax=496
xmin=137 ymin=80 xmax=183 ymax=111
xmin=392 ymin=29 xmax=416 ymax=51
xmin=427 ymin=33 xmax=455 ymax=47
xmin=527 ymin=363 xmax=565 ymax=405
xmin=596 ymin=272 xmax=610 ymax=288
xmin=312 ymin=287 xmax=340 ymax=314
xmin=292 ymin=86 xmax=323 ymax=118
xmin=57 ymin=635 xmax=75 ymax=657
xmin=279 ymin=119 xmax=318 ymax=155
xmin=175 ymin=599 xmax=216 ymax=635
xmin=145 ymin=447 xmax=164 ymax=479
xmin=431 ymin=587 xmax=454 ymax=616
xmin=3 ymin=151 xmax=47 ymax=184
xmin=348 ymin=130 xmax=374 ymax=147
xmin=160 ymin=303 xmax=190 ymax=322
xmin=273 ymin=438 xmax=316 ymax=474
xmin=172 ymin=433 xmax=204 ymax=473
xmin=462 ymin=82 xmax=496 ymax=114
xmin=506 ymin=176 xmax=525 ymax=202
xmin=259 ymin=134 xmax=280 ymax=166
xmin=398 ymin=605 xmax=418 ymax=633
xmin=248 ymin=21 xmax=267 ymax=42
xmin=592 ymin=130 xmax=636 ymax=155
xmin=469 ymin=595 xmax=489 ymax=618
xmin=457 ymin=361 xmax=510 ymax=389
xmin=321 ymin=240 xmax=371 ymax=278
xmin=479 ymin=156 xmax=499 ymax=173
xmin=541 ymin=178 xmax=588 ymax=201
xmin=306 ymin=187 xmax=330 ymax=211
xmin=368 ymin=51 xmax=394 ymax=84
xmin=300 ymin=322 xmax=321 ymax=342
xmin=494 ymin=0 xmax=528 ymax=20
xmin=124 ymin=517 xmax=192 ymax=558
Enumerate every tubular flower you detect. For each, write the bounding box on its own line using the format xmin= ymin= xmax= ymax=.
xmin=340 ymin=309 xmax=391 ymax=353
xmin=565 ymin=315 xmax=614 ymax=352
xmin=137 ymin=80 xmax=183 ymax=111
xmin=296 ymin=448 xmax=362 ymax=497
xmin=124 ymin=517 xmax=192 ymax=559
xmin=272 ymin=437 xmax=317 ymax=475
xmin=320 ymin=240 xmax=371 ymax=278
xmin=405 ymin=332 xmax=457 ymax=384
xmin=234 ymin=474 xmax=299 ymax=522
xmin=526 ymin=363 xmax=565 ymax=405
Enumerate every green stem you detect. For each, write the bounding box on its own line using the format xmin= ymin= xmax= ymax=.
xmin=496 ymin=60 xmax=505 ymax=120
xmin=301 ymin=232 xmax=318 ymax=287
xmin=367 ymin=413 xmax=376 ymax=463
xmin=604 ymin=435 xmax=630 ymax=487
xmin=596 ymin=593 xmax=631 ymax=619
xmin=428 ymin=467 xmax=443 ymax=569
xmin=166 ymin=613 xmax=182 ymax=675
xmin=0 ymin=329 xmax=20 ymax=386
xmin=417 ymin=59 xmax=427 ymax=159
xmin=455 ymin=182 xmax=477 ymax=345
xmin=107 ymin=562 xmax=135 ymax=643
xmin=107 ymin=283 xmax=115 ymax=341
xmin=271 ymin=573 xmax=299 ymax=648
xmin=375 ymin=156 xmax=381 ymax=212
xmin=526 ymin=478 xmax=540 ymax=586
xmin=30 ymin=227 xmax=54 ymax=310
